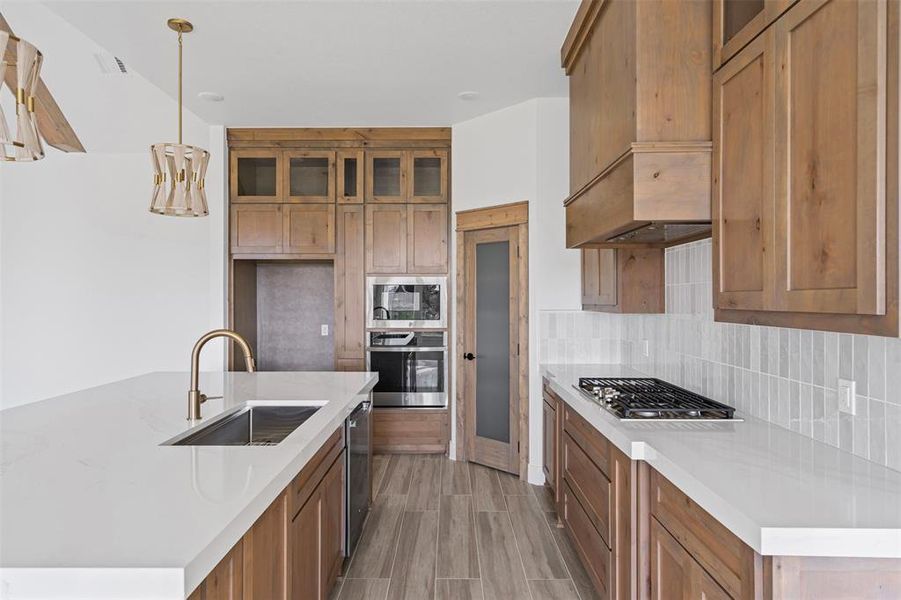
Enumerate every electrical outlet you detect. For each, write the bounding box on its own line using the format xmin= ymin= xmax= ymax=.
xmin=321 ymin=324 xmax=329 ymax=336
xmin=641 ymin=339 xmax=650 ymax=357
xmin=837 ymin=378 xmax=857 ymax=415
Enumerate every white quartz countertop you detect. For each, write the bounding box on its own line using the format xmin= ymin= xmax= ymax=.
xmin=542 ymin=363 xmax=901 ymax=559
xmin=0 ymin=371 xmax=377 ymax=600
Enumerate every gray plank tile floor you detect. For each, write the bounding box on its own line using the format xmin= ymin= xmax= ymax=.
xmin=333 ymin=454 xmax=600 ymax=600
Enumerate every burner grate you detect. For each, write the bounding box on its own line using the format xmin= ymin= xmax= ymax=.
xmin=577 ymin=377 xmax=735 ymax=419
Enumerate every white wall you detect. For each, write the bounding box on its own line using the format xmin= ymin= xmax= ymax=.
xmin=0 ymin=5 xmax=226 ymax=409
xmin=450 ymin=98 xmax=579 ymax=482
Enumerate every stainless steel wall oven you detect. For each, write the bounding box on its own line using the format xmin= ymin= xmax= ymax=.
xmin=366 ymin=332 xmax=447 ymax=408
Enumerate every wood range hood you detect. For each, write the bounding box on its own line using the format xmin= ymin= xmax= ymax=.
xmin=562 ymin=0 xmax=713 ymax=249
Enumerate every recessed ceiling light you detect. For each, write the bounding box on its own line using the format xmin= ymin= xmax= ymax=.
xmin=198 ymin=91 xmax=224 ymax=102
xmin=458 ymin=91 xmax=480 ymax=101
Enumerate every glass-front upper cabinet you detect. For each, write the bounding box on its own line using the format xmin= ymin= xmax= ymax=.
xmin=231 ymin=149 xmax=282 ymax=203
xmin=337 ymin=150 xmax=364 ymax=204
xmin=285 ymin=150 xmax=335 ymax=203
xmin=366 ymin=151 xmax=407 ymax=203
xmin=714 ymin=0 xmax=795 ymax=69
xmin=410 ymin=150 xmax=448 ymax=203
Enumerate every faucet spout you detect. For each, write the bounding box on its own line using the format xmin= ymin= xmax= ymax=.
xmin=188 ymin=329 xmax=256 ymax=421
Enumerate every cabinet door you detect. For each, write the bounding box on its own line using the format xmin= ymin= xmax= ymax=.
xmin=409 ymin=149 xmax=448 ymax=203
xmin=231 ymin=204 xmax=283 ymax=255
xmin=407 ymin=204 xmax=448 ymax=274
xmin=581 ymin=249 xmax=617 ymax=307
xmin=366 ymin=151 xmax=407 ymax=203
xmin=337 ymin=150 xmax=364 ymax=204
xmin=365 ymin=204 xmax=407 ymax=274
xmin=188 ymin=541 xmax=244 ymax=600
xmin=320 ymin=454 xmax=345 ymax=595
xmin=290 ymin=489 xmax=321 ymax=600
xmin=713 ymin=0 xmax=796 ymax=68
xmin=335 ymin=205 xmax=365 ymax=360
xmin=650 ymin=519 xmax=730 ymax=600
xmin=243 ymin=492 xmax=288 ymax=600
xmin=231 ymin=149 xmax=282 ymax=203
xmin=284 ymin=204 xmax=335 ymax=254
xmin=773 ymin=0 xmax=888 ymax=316
xmin=285 ymin=150 xmax=335 ymax=203
xmin=542 ymin=399 xmax=556 ymax=488
xmin=712 ymin=29 xmax=775 ymax=311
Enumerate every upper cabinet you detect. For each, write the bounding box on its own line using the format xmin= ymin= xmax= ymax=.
xmin=285 ymin=150 xmax=335 ymax=203
xmin=231 ymin=149 xmax=282 ymax=203
xmin=581 ymin=248 xmax=664 ymax=314
xmin=337 ymin=150 xmax=364 ymax=204
xmin=562 ymin=0 xmax=713 ymax=248
xmin=410 ymin=150 xmax=448 ymax=203
xmin=712 ymin=0 xmax=797 ymax=69
xmin=366 ymin=151 xmax=407 ymax=203
xmin=713 ymin=0 xmax=899 ymax=336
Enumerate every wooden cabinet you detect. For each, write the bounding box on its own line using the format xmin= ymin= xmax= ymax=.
xmin=714 ymin=0 xmax=899 ymax=336
xmin=365 ymin=204 xmax=407 ymax=273
xmin=562 ymin=479 xmax=612 ymax=598
xmin=188 ymin=429 xmax=346 ymax=600
xmin=335 ymin=204 xmax=365 ymax=362
xmin=713 ymin=0 xmax=797 ymax=69
xmin=337 ymin=150 xmax=364 ymax=204
xmin=231 ymin=149 xmax=282 ymax=203
xmin=542 ymin=393 xmax=556 ymax=492
xmin=407 ymin=204 xmax=448 ymax=273
xmin=366 ymin=151 xmax=407 ymax=203
xmin=290 ymin=448 xmax=344 ymax=600
xmin=284 ymin=204 xmax=335 ymax=254
xmin=581 ymin=248 xmax=664 ymax=314
xmin=372 ymin=408 xmax=448 ymax=454
xmin=562 ymin=0 xmax=712 ymax=248
xmin=231 ymin=204 xmax=334 ymax=257
xmin=231 ymin=204 xmax=283 ymax=255
xmin=410 ymin=150 xmax=448 ymax=203
xmin=284 ymin=150 xmax=335 ymax=203
xmin=650 ymin=518 xmax=730 ymax=600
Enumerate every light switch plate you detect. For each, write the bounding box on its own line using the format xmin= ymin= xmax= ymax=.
xmin=837 ymin=378 xmax=856 ymax=415
xmin=321 ymin=324 xmax=329 ymax=336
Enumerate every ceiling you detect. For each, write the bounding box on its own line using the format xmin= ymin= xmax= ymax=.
xmin=44 ymin=0 xmax=579 ymax=127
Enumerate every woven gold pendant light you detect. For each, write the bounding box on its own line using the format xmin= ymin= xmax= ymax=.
xmin=150 ymin=18 xmax=209 ymax=217
xmin=0 ymin=30 xmax=44 ymax=162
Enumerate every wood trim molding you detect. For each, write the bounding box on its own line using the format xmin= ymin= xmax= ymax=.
xmin=561 ymin=0 xmax=608 ymax=74
xmin=0 ymin=13 xmax=85 ymax=153
xmin=228 ymin=127 xmax=451 ymax=144
xmin=455 ymin=202 xmax=529 ymax=480
xmin=455 ymin=200 xmax=528 ymax=231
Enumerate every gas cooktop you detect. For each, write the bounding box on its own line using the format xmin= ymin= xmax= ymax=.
xmin=574 ymin=377 xmax=741 ymax=421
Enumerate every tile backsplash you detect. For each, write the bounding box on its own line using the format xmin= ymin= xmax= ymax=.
xmin=540 ymin=238 xmax=901 ymax=472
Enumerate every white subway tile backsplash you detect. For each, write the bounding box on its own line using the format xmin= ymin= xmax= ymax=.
xmin=539 ymin=238 xmax=901 ymax=472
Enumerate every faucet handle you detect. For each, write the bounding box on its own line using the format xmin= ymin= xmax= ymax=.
xmin=201 ymin=395 xmax=222 ymax=403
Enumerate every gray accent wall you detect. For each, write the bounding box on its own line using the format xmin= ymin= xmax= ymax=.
xmin=256 ymin=262 xmax=335 ymax=371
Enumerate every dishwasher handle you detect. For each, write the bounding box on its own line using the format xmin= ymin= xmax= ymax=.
xmin=348 ymin=400 xmax=371 ymax=428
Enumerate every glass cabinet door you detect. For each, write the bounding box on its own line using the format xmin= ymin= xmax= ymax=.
xmin=366 ymin=151 xmax=407 ymax=203
xmin=285 ymin=150 xmax=335 ymax=203
xmin=231 ymin=150 xmax=282 ymax=202
xmin=722 ymin=0 xmax=764 ymax=45
xmin=337 ymin=150 xmax=364 ymax=204
xmin=410 ymin=149 xmax=447 ymax=203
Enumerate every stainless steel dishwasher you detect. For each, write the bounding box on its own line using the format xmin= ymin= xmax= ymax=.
xmin=345 ymin=398 xmax=371 ymax=557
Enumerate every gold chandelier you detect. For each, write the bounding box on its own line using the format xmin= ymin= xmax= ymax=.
xmin=0 ymin=31 xmax=44 ymax=162
xmin=150 ymin=18 xmax=209 ymax=217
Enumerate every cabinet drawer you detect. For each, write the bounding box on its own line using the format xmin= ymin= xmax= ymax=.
xmin=563 ymin=403 xmax=609 ymax=478
xmin=650 ymin=469 xmax=756 ymax=600
xmin=289 ymin=428 xmax=344 ymax=519
xmin=562 ymin=480 xmax=611 ymax=599
xmin=562 ymin=431 xmax=611 ymax=546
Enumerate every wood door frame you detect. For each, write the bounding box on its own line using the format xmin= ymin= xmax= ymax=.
xmin=455 ymin=201 xmax=529 ymax=480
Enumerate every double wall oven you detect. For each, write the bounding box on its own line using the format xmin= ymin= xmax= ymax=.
xmin=366 ymin=277 xmax=448 ymax=409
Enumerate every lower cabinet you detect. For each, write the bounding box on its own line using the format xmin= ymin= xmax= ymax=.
xmin=372 ymin=408 xmax=448 ymax=454
xmin=542 ymin=394 xmax=556 ymax=491
xmin=650 ymin=518 xmax=730 ymax=600
xmin=188 ymin=429 xmax=345 ymax=600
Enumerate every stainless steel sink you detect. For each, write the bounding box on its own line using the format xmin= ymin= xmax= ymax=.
xmin=169 ymin=404 xmax=322 ymax=446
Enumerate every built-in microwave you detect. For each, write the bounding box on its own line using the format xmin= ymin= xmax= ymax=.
xmin=366 ymin=276 xmax=447 ymax=329
xmin=366 ymin=331 xmax=447 ymax=408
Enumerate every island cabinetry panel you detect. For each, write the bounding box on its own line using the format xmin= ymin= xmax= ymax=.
xmin=335 ymin=204 xmax=365 ymax=361
xmin=714 ymin=0 xmax=899 ymax=336
xmin=581 ymin=248 xmax=664 ymax=313
xmin=562 ymin=0 xmax=712 ymax=249
xmin=187 ymin=428 xmax=345 ymax=600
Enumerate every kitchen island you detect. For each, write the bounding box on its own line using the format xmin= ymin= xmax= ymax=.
xmin=0 ymin=371 xmax=377 ymax=599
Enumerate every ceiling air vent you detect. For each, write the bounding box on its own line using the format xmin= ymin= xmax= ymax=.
xmin=94 ymin=52 xmax=128 ymax=75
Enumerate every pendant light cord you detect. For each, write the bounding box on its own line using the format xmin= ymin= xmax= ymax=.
xmin=177 ymin=29 xmax=183 ymax=145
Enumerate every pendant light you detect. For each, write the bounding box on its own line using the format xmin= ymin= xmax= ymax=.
xmin=150 ymin=18 xmax=209 ymax=217
xmin=0 ymin=30 xmax=45 ymax=162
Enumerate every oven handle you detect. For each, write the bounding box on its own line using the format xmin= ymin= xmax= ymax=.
xmin=365 ymin=346 xmax=447 ymax=352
